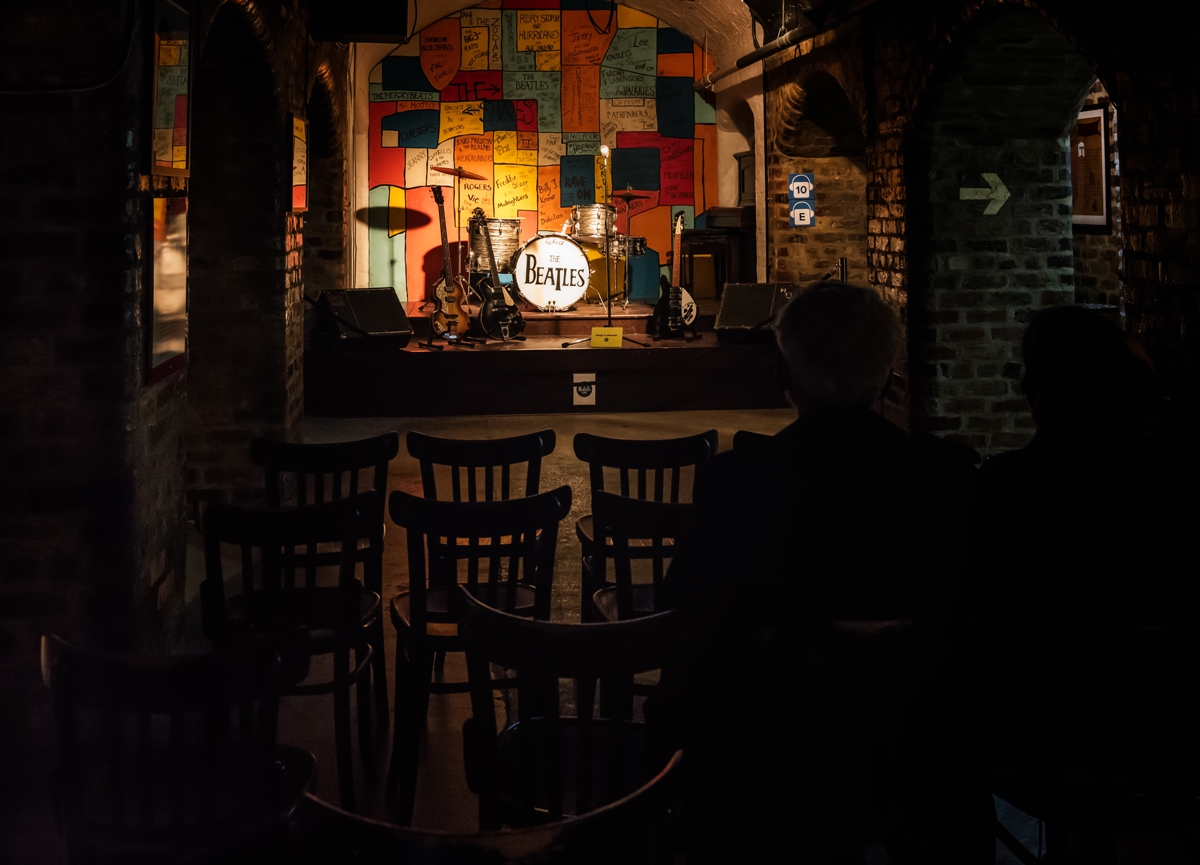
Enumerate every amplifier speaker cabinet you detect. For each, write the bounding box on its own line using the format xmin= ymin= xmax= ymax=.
xmin=715 ymin=284 xmax=796 ymax=342
xmin=314 ymin=288 xmax=413 ymax=350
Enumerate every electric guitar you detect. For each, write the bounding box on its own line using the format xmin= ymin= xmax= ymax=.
xmin=429 ymin=185 xmax=468 ymax=340
xmin=473 ymin=207 xmax=525 ymax=341
xmin=652 ymin=211 xmax=698 ymax=340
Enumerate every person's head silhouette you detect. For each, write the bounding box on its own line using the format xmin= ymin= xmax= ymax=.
xmin=1020 ymin=305 xmax=1158 ymax=442
xmin=774 ymin=281 xmax=902 ymax=414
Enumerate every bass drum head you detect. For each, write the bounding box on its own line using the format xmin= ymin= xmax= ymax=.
xmin=511 ymin=234 xmax=590 ymax=312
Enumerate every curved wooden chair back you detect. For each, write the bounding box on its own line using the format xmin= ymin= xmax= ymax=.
xmin=293 ymin=751 xmax=683 ymax=864
xmin=592 ymin=492 xmax=693 ymax=620
xmin=458 ymin=587 xmax=677 ymax=828
xmin=572 ymin=430 xmax=718 ymax=504
xmin=251 ymin=432 xmax=398 ymax=513
xmin=41 ymin=631 xmax=310 ymax=859
xmin=732 ymin=429 xmax=773 ymax=450
xmin=406 ymin=429 xmax=556 ymax=502
xmin=200 ymin=492 xmax=382 ymax=640
xmin=389 ymin=486 xmax=570 ymax=626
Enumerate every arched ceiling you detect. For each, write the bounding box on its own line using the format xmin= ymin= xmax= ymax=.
xmin=404 ymin=0 xmax=755 ymax=71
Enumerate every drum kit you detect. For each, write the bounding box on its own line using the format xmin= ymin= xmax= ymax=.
xmin=433 ymin=165 xmax=649 ymax=315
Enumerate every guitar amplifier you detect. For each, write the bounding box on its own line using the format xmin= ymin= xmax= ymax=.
xmin=314 ymin=288 xmax=413 ymax=350
xmin=715 ymin=284 xmax=796 ymax=342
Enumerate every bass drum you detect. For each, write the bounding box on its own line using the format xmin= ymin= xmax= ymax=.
xmin=511 ymin=233 xmax=590 ymax=312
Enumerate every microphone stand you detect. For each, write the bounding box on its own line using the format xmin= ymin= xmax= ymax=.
xmin=564 ymin=150 xmax=646 ymax=349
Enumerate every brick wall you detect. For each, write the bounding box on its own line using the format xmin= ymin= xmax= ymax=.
xmin=1072 ymin=79 xmax=1122 ymax=306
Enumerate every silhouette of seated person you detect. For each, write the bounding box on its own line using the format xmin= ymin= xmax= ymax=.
xmin=647 ymin=282 xmax=992 ymax=865
xmin=974 ymin=305 xmax=1198 ymax=814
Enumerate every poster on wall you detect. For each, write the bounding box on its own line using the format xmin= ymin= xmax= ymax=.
xmin=149 ymin=195 xmax=188 ymax=380
xmin=1070 ymin=106 xmax=1108 ymax=230
xmin=366 ymin=3 xmax=718 ymax=302
xmin=150 ymin=0 xmax=190 ymax=176
xmin=293 ymin=116 xmax=309 ymax=211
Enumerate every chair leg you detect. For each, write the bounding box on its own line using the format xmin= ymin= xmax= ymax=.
xmin=356 ymin=644 xmax=376 ymax=783
xmin=333 ymin=644 xmax=356 ymax=812
xmin=370 ymin=618 xmax=389 ymax=734
xmin=388 ymin=642 xmax=431 ymax=826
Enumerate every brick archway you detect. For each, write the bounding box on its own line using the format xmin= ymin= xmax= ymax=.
xmin=188 ymin=4 xmax=295 ymax=506
xmin=907 ymin=5 xmax=1096 ymax=455
xmin=767 ymin=69 xmax=869 ymax=286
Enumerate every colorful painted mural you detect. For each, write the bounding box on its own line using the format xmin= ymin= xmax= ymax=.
xmin=367 ymin=1 xmax=717 ymax=301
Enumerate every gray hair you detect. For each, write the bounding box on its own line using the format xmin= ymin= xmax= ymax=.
xmin=774 ymin=281 xmax=903 ymax=408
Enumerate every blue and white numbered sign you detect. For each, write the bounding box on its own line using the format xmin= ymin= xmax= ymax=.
xmin=788 ymin=173 xmax=814 ymax=227
xmin=788 ymin=173 xmax=814 ymax=201
xmin=789 ymin=200 xmax=814 ymax=227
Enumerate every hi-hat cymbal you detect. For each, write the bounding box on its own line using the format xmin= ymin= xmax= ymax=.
xmin=610 ymin=189 xmax=650 ymax=202
xmin=432 ymin=165 xmax=486 ymax=181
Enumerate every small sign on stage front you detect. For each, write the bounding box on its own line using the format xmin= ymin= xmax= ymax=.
xmin=573 ymin=373 xmax=596 ymax=406
xmin=590 ymin=326 xmax=623 ymax=347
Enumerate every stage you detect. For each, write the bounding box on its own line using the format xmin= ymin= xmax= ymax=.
xmin=304 ymin=298 xmax=788 ymax=417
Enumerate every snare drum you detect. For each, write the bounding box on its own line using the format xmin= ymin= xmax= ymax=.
xmin=569 ymin=204 xmax=616 ymax=238
xmin=511 ymin=233 xmax=590 ymax=312
xmin=468 ymin=216 xmax=522 ymax=273
xmin=622 ymin=235 xmax=648 ymax=257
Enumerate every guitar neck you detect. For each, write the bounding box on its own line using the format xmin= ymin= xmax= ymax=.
xmin=671 ymin=228 xmax=683 ymax=288
xmin=438 ymin=201 xmax=453 ymax=280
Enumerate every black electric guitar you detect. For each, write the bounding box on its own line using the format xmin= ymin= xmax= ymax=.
xmin=473 ymin=207 xmax=525 ymax=341
xmin=652 ymin=211 xmax=698 ymax=340
xmin=429 ymin=186 xmax=468 ymax=340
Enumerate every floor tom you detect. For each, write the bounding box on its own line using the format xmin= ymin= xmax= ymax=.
xmin=468 ymin=216 xmax=522 ymax=273
xmin=511 ymin=233 xmax=590 ymax=312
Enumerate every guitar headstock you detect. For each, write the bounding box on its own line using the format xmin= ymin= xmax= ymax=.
xmin=432 ymin=186 xmax=444 ymax=205
xmin=673 ymin=211 xmax=686 ymax=234
xmin=472 ymin=206 xmax=486 ymax=223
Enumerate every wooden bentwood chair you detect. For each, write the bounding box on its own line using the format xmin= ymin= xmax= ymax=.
xmin=200 ymin=492 xmax=384 ymax=811
xmin=41 ymin=631 xmax=314 ymax=865
xmin=590 ymin=491 xmax=693 ymax=622
xmin=386 ymin=486 xmax=572 ymax=824
xmin=406 ymin=429 xmax=556 ymax=502
xmin=293 ymin=752 xmax=683 ymax=865
xmin=458 ymin=586 xmax=679 ymax=831
xmin=573 ymin=430 xmax=717 ymax=620
xmin=250 ymin=432 xmax=400 ymax=736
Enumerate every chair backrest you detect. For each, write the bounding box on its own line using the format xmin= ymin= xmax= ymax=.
xmin=251 ymin=432 xmax=399 ymax=518
xmin=200 ymin=492 xmax=383 ymax=639
xmin=292 ymin=751 xmax=683 ymax=865
xmin=406 ymin=429 xmax=556 ymax=501
xmin=41 ymin=631 xmax=307 ymax=853
xmin=591 ymin=491 xmax=693 ymax=619
xmin=732 ymin=429 xmax=774 ymax=450
xmin=572 ymin=430 xmax=718 ymax=505
xmin=388 ymin=486 xmax=570 ymax=625
xmin=458 ymin=586 xmax=677 ymax=828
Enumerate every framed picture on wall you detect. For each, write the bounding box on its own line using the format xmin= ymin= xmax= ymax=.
xmin=148 ymin=193 xmax=188 ymax=381
xmin=292 ymin=116 xmax=308 ymax=211
xmin=1071 ymin=106 xmax=1109 ymax=230
xmin=149 ymin=0 xmax=190 ymax=177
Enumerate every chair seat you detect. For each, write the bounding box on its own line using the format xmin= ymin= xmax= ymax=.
xmin=494 ymin=718 xmax=651 ymax=822
xmin=575 ymin=515 xmax=677 ymax=554
xmin=391 ymin=584 xmax=538 ymax=639
xmin=226 ymin=588 xmax=381 ymax=645
xmin=592 ymin=585 xmax=658 ymax=622
xmin=65 ymin=745 xmax=315 ymax=861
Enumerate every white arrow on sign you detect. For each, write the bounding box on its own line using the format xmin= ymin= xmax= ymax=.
xmin=959 ymin=173 xmax=1011 ymax=216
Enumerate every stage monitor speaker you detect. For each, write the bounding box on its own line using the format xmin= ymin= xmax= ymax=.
xmin=308 ymin=1 xmax=407 ymax=42
xmin=315 ymin=288 xmax=413 ymax=350
xmin=715 ymin=284 xmax=796 ymax=342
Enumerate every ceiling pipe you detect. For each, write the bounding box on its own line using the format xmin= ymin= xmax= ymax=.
xmin=694 ymin=20 xmax=818 ymax=91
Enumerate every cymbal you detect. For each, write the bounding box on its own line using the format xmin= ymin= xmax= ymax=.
xmin=610 ymin=189 xmax=650 ymax=202
xmin=432 ymin=165 xmax=486 ymax=181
